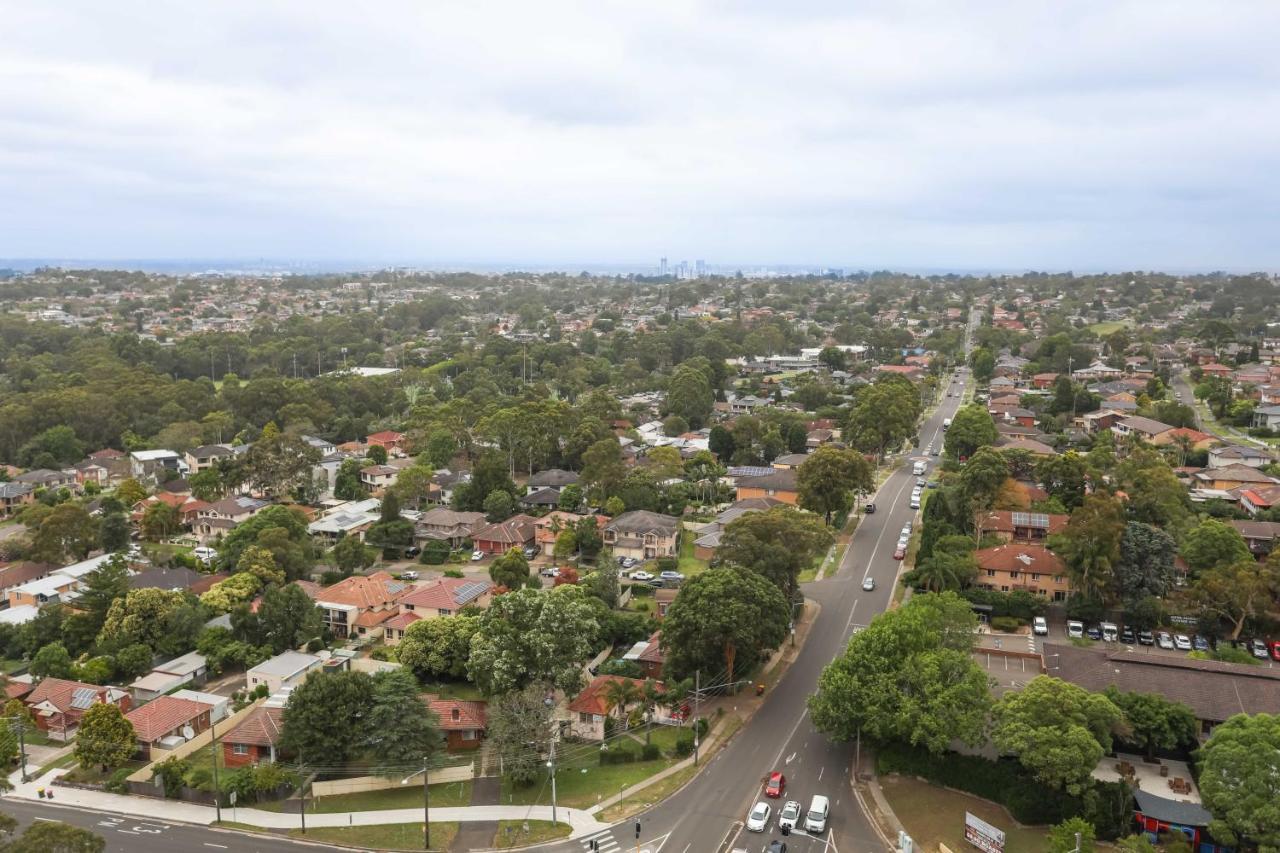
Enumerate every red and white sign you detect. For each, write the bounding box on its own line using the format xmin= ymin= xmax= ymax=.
xmin=964 ymin=812 xmax=1006 ymax=853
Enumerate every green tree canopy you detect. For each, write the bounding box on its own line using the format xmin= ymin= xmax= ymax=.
xmin=73 ymin=702 xmax=137 ymax=772
xmin=797 ymin=446 xmax=874 ymax=523
xmin=467 ymin=585 xmax=600 ymax=695
xmin=1198 ymin=712 xmax=1280 ymax=851
xmin=712 ymin=506 xmax=833 ymax=600
xmin=488 ymin=547 xmax=533 ymax=590
xmin=1180 ymin=519 xmax=1252 ymax=574
xmin=945 ymin=404 xmax=999 ymax=460
xmin=396 ymin=614 xmax=480 ymax=680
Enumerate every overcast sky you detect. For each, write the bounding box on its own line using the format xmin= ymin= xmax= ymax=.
xmin=2 ymin=1 xmax=1279 ymax=271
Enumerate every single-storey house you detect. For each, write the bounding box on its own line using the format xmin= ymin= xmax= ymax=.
xmin=25 ymin=678 xmax=132 ymax=741
xmin=426 ymin=696 xmax=488 ymax=752
xmin=565 ymin=675 xmax=670 ymax=742
xmin=126 ymin=695 xmax=212 ymax=759
xmin=734 ymin=469 xmax=800 ymax=505
xmin=246 ymin=651 xmax=323 ymax=694
xmin=222 ymin=703 xmax=286 ymax=768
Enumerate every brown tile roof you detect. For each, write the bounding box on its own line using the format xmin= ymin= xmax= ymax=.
xmin=425 ymin=696 xmax=488 ymax=731
xmin=471 ymin=514 xmax=537 ymax=545
xmin=26 ymin=677 xmax=118 ymax=714
xmin=0 ymin=561 xmax=56 ymax=589
xmin=384 ymin=611 xmax=421 ymax=630
xmin=1053 ymin=645 xmax=1280 ymax=724
xmin=400 ymin=578 xmax=494 ymax=612
xmin=567 ymin=675 xmax=660 ymax=717
xmin=223 ymin=704 xmax=284 ymax=747
xmin=978 ymin=510 xmax=1069 ymax=536
xmin=126 ymin=696 xmax=211 ymax=743
xmin=317 ymin=571 xmax=408 ymax=609
xmin=973 ymin=543 xmax=1065 ymax=574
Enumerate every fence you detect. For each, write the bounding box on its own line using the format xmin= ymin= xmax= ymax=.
xmin=310 ymin=762 xmax=474 ymax=797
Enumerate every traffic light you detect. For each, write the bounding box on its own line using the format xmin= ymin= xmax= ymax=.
xmin=635 ymin=821 xmax=641 ymax=839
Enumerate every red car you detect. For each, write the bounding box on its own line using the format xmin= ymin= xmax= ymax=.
xmin=1270 ymin=641 xmax=1280 ymax=663
xmin=764 ymin=771 xmax=785 ymax=798
xmin=893 ymin=546 xmax=906 ymax=560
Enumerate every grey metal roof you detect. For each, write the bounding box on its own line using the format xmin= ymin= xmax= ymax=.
xmin=1132 ymin=790 xmax=1212 ymax=827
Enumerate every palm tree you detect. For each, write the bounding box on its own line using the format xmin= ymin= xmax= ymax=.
xmin=603 ymin=679 xmax=642 ymax=728
xmin=639 ymin=679 xmax=663 ymax=745
xmin=910 ymin=553 xmax=974 ymax=593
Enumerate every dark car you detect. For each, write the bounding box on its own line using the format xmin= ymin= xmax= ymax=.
xmin=1120 ymin=625 xmax=1136 ymax=645
xmin=1137 ymin=630 xmax=1155 ymax=646
xmin=767 ymin=843 xmax=788 ymax=853
xmin=863 ymin=502 xmax=876 ymax=514
xmin=1193 ymin=636 xmax=1211 ymax=652
xmin=1085 ymin=625 xmax=1103 ymax=641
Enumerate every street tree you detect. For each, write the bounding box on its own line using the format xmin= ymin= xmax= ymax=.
xmin=992 ymin=675 xmax=1125 ymax=795
xmin=73 ymin=702 xmax=137 ymax=771
xmin=1103 ymin=688 xmax=1196 ymax=760
xmin=1054 ymin=494 xmax=1126 ymax=602
xmin=397 ymin=614 xmax=480 ymax=680
xmin=713 ymin=507 xmax=833 ymax=600
xmin=845 ymin=378 xmax=920 ymax=459
xmin=1 ymin=817 xmax=106 ymax=852
xmin=1198 ymin=712 xmax=1280 ymax=851
xmin=797 ymin=446 xmax=874 ymax=523
xmin=661 ymin=566 xmax=789 ymax=686
xmin=1047 ymin=817 xmax=1096 ymax=853
xmin=810 ymin=592 xmax=990 ymax=753
xmin=467 ymin=585 xmax=600 ymax=695
xmin=280 ymin=670 xmax=376 ymax=765
xmin=487 ymin=682 xmax=555 ymax=787
xmin=944 ymin=405 xmax=999 ymax=460
xmin=903 ymin=551 xmax=978 ymax=593
xmin=488 ymin=547 xmax=532 ymax=590
xmin=959 ymin=446 xmax=1010 ymax=542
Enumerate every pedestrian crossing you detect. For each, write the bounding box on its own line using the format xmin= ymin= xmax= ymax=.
xmin=581 ymin=829 xmax=620 ymax=852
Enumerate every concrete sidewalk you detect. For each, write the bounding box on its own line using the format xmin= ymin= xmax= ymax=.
xmin=9 ymin=767 xmax=607 ymax=838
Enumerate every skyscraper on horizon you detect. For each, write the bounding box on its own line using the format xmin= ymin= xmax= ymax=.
xmin=659 ymin=256 xmax=668 ymax=276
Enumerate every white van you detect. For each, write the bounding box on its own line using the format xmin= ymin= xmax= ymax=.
xmin=1032 ymin=616 xmax=1048 ymax=636
xmin=942 ymin=417 xmax=952 ymax=430
xmin=1066 ymin=620 xmax=1084 ymax=639
xmin=804 ymin=794 xmax=829 ymax=833
xmin=1100 ymin=622 xmax=1118 ymax=643
xmin=912 ymin=460 xmax=928 ymax=476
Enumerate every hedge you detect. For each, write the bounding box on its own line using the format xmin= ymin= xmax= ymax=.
xmin=875 ymin=743 xmax=1130 ymax=838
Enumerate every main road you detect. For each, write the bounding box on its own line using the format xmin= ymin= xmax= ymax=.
xmin=561 ymin=314 xmax=978 ymax=853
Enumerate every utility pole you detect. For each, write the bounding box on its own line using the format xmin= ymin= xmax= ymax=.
xmin=11 ymin=717 xmax=28 ymax=783
xmin=692 ymin=670 xmax=701 ymax=766
xmin=210 ymin=717 xmax=221 ymax=822
xmin=299 ymin=769 xmax=307 ymax=835
xmin=422 ymin=755 xmax=431 ymax=850
xmin=547 ymin=735 xmax=558 ymax=827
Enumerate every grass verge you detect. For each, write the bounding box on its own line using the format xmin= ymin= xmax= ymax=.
xmin=492 ymin=820 xmax=571 ymax=848
xmin=256 ymin=780 xmax=472 ymax=813
xmin=286 ymin=821 xmax=458 ymax=851
xmin=879 ymin=775 xmax=1047 ymax=853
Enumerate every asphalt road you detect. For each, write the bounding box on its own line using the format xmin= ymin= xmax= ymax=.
xmin=1171 ymin=373 xmax=1199 ymax=428
xmin=0 ymin=798 xmax=345 ymax=853
xmin=554 ymin=316 xmax=978 ymax=853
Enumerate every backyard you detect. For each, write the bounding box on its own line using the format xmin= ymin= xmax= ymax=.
xmin=879 ymin=775 xmax=1048 ymax=853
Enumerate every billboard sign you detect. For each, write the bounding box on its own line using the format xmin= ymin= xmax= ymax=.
xmin=964 ymin=812 xmax=1005 ymax=853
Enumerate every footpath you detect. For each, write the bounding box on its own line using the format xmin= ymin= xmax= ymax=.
xmin=5 ymin=765 xmax=607 ymax=839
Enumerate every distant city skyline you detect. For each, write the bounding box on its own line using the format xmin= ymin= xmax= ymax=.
xmin=2 ymin=2 xmax=1279 ymax=270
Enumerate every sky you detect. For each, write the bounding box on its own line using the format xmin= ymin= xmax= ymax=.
xmin=1 ymin=1 xmax=1279 ymax=272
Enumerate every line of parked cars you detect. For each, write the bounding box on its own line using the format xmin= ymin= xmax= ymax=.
xmin=1058 ymin=619 xmax=1280 ymax=661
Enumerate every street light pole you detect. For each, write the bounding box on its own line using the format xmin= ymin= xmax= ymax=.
xmin=547 ymin=736 xmax=558 ymax=828
xmin=692 ymin=670 xmax=701 ymax=766
xmin=210 ymin=717 xmax=221 ymax=823
xmin=422 ymin=755 xmax=431 ymax=851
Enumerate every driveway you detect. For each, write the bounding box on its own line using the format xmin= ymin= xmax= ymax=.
xmin=0 ymin=523 xmax=25 ymax=542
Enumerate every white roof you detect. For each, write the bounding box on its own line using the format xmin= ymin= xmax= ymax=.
xmin=130 ymin=671 xmax=189 ymax=693
xmin=0 ymin=605 xmax=38 ymax=625
xmin=249 ymin=651 xmax=322 ymax=678
xmin=154 ymin=651 xmax=207 ymax=677
xmin=10 ymin=575 xmax=76 ymax=599
xmin=131 ymin=449 xmax=180 ymax=461
xmin=55 ymin=553 xmax=120 ymax=580
xmin=171 ymin=689 xmax=228 ymax=708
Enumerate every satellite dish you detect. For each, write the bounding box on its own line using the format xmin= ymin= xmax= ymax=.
xmin=181 ymin=725 xmax=195 ymax=740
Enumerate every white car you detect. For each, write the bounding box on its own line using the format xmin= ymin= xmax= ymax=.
xmin=1066 ymin=620 xmax=1084 ymax=639
xmin=659 ymin=571 xmax=685 ymax=582
xmin=400 ymin=570 xmax=419 ymax=581
xmin=192 ymin=546 xmax=217 ymax=563
xmin=1033 ymin=616 xmax=1048 ymax=636
xmin=746 ymin=802 xmax=771 ymax=833
xmin=470 ymin=550 xmax=484 ymax=562
xmin=778 ymin=800 xmax=801 ymax=832
xmin=1173 ymin=634 xmax=1192 ymax=651
xmin=540 ymin=567 xmax=560 ymax=578
xmin=1157 ymin=632 xmax=1175 ymax=650
xmin=862 ymin=576 xmax=875 ymax=591
xmin=631 ymin=571 xmax=655 ymax=582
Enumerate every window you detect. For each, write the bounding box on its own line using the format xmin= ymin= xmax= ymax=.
xmin=233 ymin=744 xmax=250 ymax=755
xmin=1009 ymin=571 xmax=1019 ymax=579
xmin=578 ymin=712 xmax=594 ymax=724
xmin=1000 ymin=586 xmax=1009 ymax=592
xmin=986 ymin=570 xmax=996 ymax=577
xmin=1030 ymin=573 xmax=1040 ymax=581
xmin=438 ymin=609 xmax=451 ymax=617
xmin=461 ymin=729 xmax=477 ymax=741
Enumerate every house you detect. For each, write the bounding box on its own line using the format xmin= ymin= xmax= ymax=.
xmin=534 ymin=512 xmax=603 ymax=557
xmin=0 ymin=482 xmax=36 ymax=517
xmin=366 ymin=430 xmax=407 ymax=456
xmin=1209 ymin=444 xmax=1274 ymax=469
xmin=1252 ymin=405 xmax=1280 ymax=430
xmin=222 ymin=703 xmax=285 ymax=768
xmin=1229 ymin=520 xmax=1280 ymax=557
xmin=24 ymin=678 xmax=132 ymax=740
xmin=527 ymin=469 xmax=580 ymax=492
xmin=1132 ymin=791 xmax=1228 ymax=853
xmin=1075 ymin=410 xmax=1121 ymax=435
xmin=470 ymin=514 xmax=538 ymax=556
xmin=184 ymin=445 xmax=233 ymax=474
xmin=128 ymin=566 xmax=219 ymax=594
xmin=360 ymin=465 xmax=399 ymax=492
xmin=1111 ymin=416 xmax=1174 ymax=443
xmin=770 ymin=453 xmax=810 ymax=470
xmin=977 ymin=510 xmax=1069 ymax=544
xmin=129 ymin=651 xmax=209 ymax=702
xmin=565 ymin=675 xmax=670 ymax=742
xmin=194 ymin=495 xmax=269 ymax=543
xmin=246 ymin=651 xmax=323 ymax=694
xmin=604 ymin=511 xmax=680 ymax=561
xmin=171 ymin=689 xmax=230 ymax=723
xmin=734 ymin=469 xmax=800 ymax=505
xmin=425 ymin=696 xmax=488 ymax=752
xmin=1031 ymin=373 xmax=1059 ymax=390
xmin=307 ymin=498 xmax=384 ymax=542
xmin=654 ymin=588 xmax=678 ymax=619
xmin=8 ymin=573 xmax=81 ymax=609
xmin=691 ymin=498 xmax=786 ymax=560
xmin=125 ymin=695 xmax=212 ymax=759
xmin=414 ymin=507 xmax=485 ymax=549
xmin=431 ymin=470 xmax=470 ymax=505
xmin=973 ymin=543 xmax=1068 ymax=602
xmin=381 ymin=610 xmax=421 ymax=645
xmin=1192 ymin=465 xmax=1279 ymax=492
xmin=1150 ymin=427 xmax=1218 ymax=452
xmin=1240 ymin=484 xmax=1280 ymax=517
xmin=621 ymin=632 xmax=666 ymax=679
xmin=399 ymin=577 xmax=495 ymax=621
xmin=0 ymin=561 xmax=56 ymax=600
xmin=129 ymin=449 xmax=186 ymax=484
xmin=314 ymin=571 xmax=409 ymax=638
xmin=13 ymin=468 xmax=76 ymax=490
xmin=519 ymin=487 xmax=563 ymax=509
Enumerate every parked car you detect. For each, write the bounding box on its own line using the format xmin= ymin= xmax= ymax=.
xmin=746 ymin=802 xmax=771 ymax=832
xmin=619 ymin=556 xmax=636 ymax=569
xmin=893 ymin=546 xmax=906 ymax=560
xmin=863 ymin=502 xmax=876 ymax=513
xmin=1066 ymin=620 xmax=1084 ymax=639
xmin=1138 ymin=630 xmax=1155 ymax=646
xmin=767 ymin=843 xmax=788 ymax=853
xmin=192 ymin=546 xmax=217 ymax=563
xmin=930 ymin=448 xmax=940 ymax=456
xmin=1032 ymin=616 xmax=1048 ymax=636
xmin=1270 ymin=641 xmax=1280 ymax=662
xmin=659 ymin=571 xmax=685 ymax=583
xmin=1157 ymin=632 xmax=1175 ymax=650
xmin=1120 ymin=625 xmax=1136 ymax=645
xmin=523 ymin=546 xmax=539 ymax=559
xmin=1174 ymin=634 xmax=1192 ymax=651
xmin=470 ymin=550 xmax=484 ymax=562
xmin=764 ymin=771 xmax=786 ymax=798
xmin=1251 ymin=639 xmax=1270 ymax=660
xmin=1100 ymin=622 xmax=1118 ymax=643
xmin=1194 ymin=636 xmax=1211 ymax=652
xmin=915 ymin=477 xmax=926 ymax=487
xmin=1085 ymin=625 xmax=1103 ymax=641
xmin=862 ymin=576 xmax=875 ymax=591
xmin=631 ymin=571 xmax=655 ymax=582
xmin=778 ymin=800 xmax=801 ymax=832
xmin=909 ymin=496 xmax=921 ymax=509
xmin=540 ymin=567 xmax=560 ymax=578
xmin=400 ymin=570 xmax=419 ymax=581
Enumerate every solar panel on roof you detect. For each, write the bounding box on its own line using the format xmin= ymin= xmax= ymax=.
xmin=455 ymin=582 xmax=489 ymax=604
xmin=1011 ymin=511 xmax=1050 ymax=529
xmin=70 ymin=687 xmax=98 ymax=710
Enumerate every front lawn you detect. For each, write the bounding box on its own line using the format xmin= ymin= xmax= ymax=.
xmin=676 ymin=535 xmax=708 ymax=576
xmin=61 ymin=759 xmax=147 ymax=786
xmin=879 ymin=774 xmax=1048 ymax=853
xmin=256 ymin=779 xmax=472 ymax=813
xmin=492 ymin=820 xmax=571 ymax=848
xmin=500 ymin=745 xmax=681 ymax=810
xmin=288 ymin=821 xmax=458 ymax=851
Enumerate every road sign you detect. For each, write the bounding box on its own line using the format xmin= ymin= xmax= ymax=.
xmin=964 ymin=811 xmax=1005 ymax=853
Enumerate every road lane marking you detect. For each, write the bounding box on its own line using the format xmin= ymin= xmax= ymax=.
xmin=818 ymin=766 xmax=824 ymax=781
xmin=203 ymin=845 xmax=229 ymax=850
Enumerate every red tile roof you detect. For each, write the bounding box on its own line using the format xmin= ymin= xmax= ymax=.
xmin=317 ymin=571 xmax=407 ymax=609
xmin=223 ymin=704 xmax=284 ymax=747
xmin=126 ymin=696 xmax=211 ymax=743
xmin=425 ymin=696 xmax=488 ymax=731
xmin=567 ymin=675 xmax=660 ymax=717
xmin=471 ymin=514 xmax=537 ymax=545
xmin=400 ymin=578 xmax=495 ymax=612
xmin=973 ymin=543 xmax=1065 ymax=574
xmin=26 ymin=678 xmax=119 ymax=714
xmin=384 ymin=611 xmax=421 ymax=630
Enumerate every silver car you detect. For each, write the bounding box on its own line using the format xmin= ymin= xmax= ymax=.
xmin=778 ymin=800 xmax=801 ymax=832
xmin=746 ymin=801 xmax=771 ymax=832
